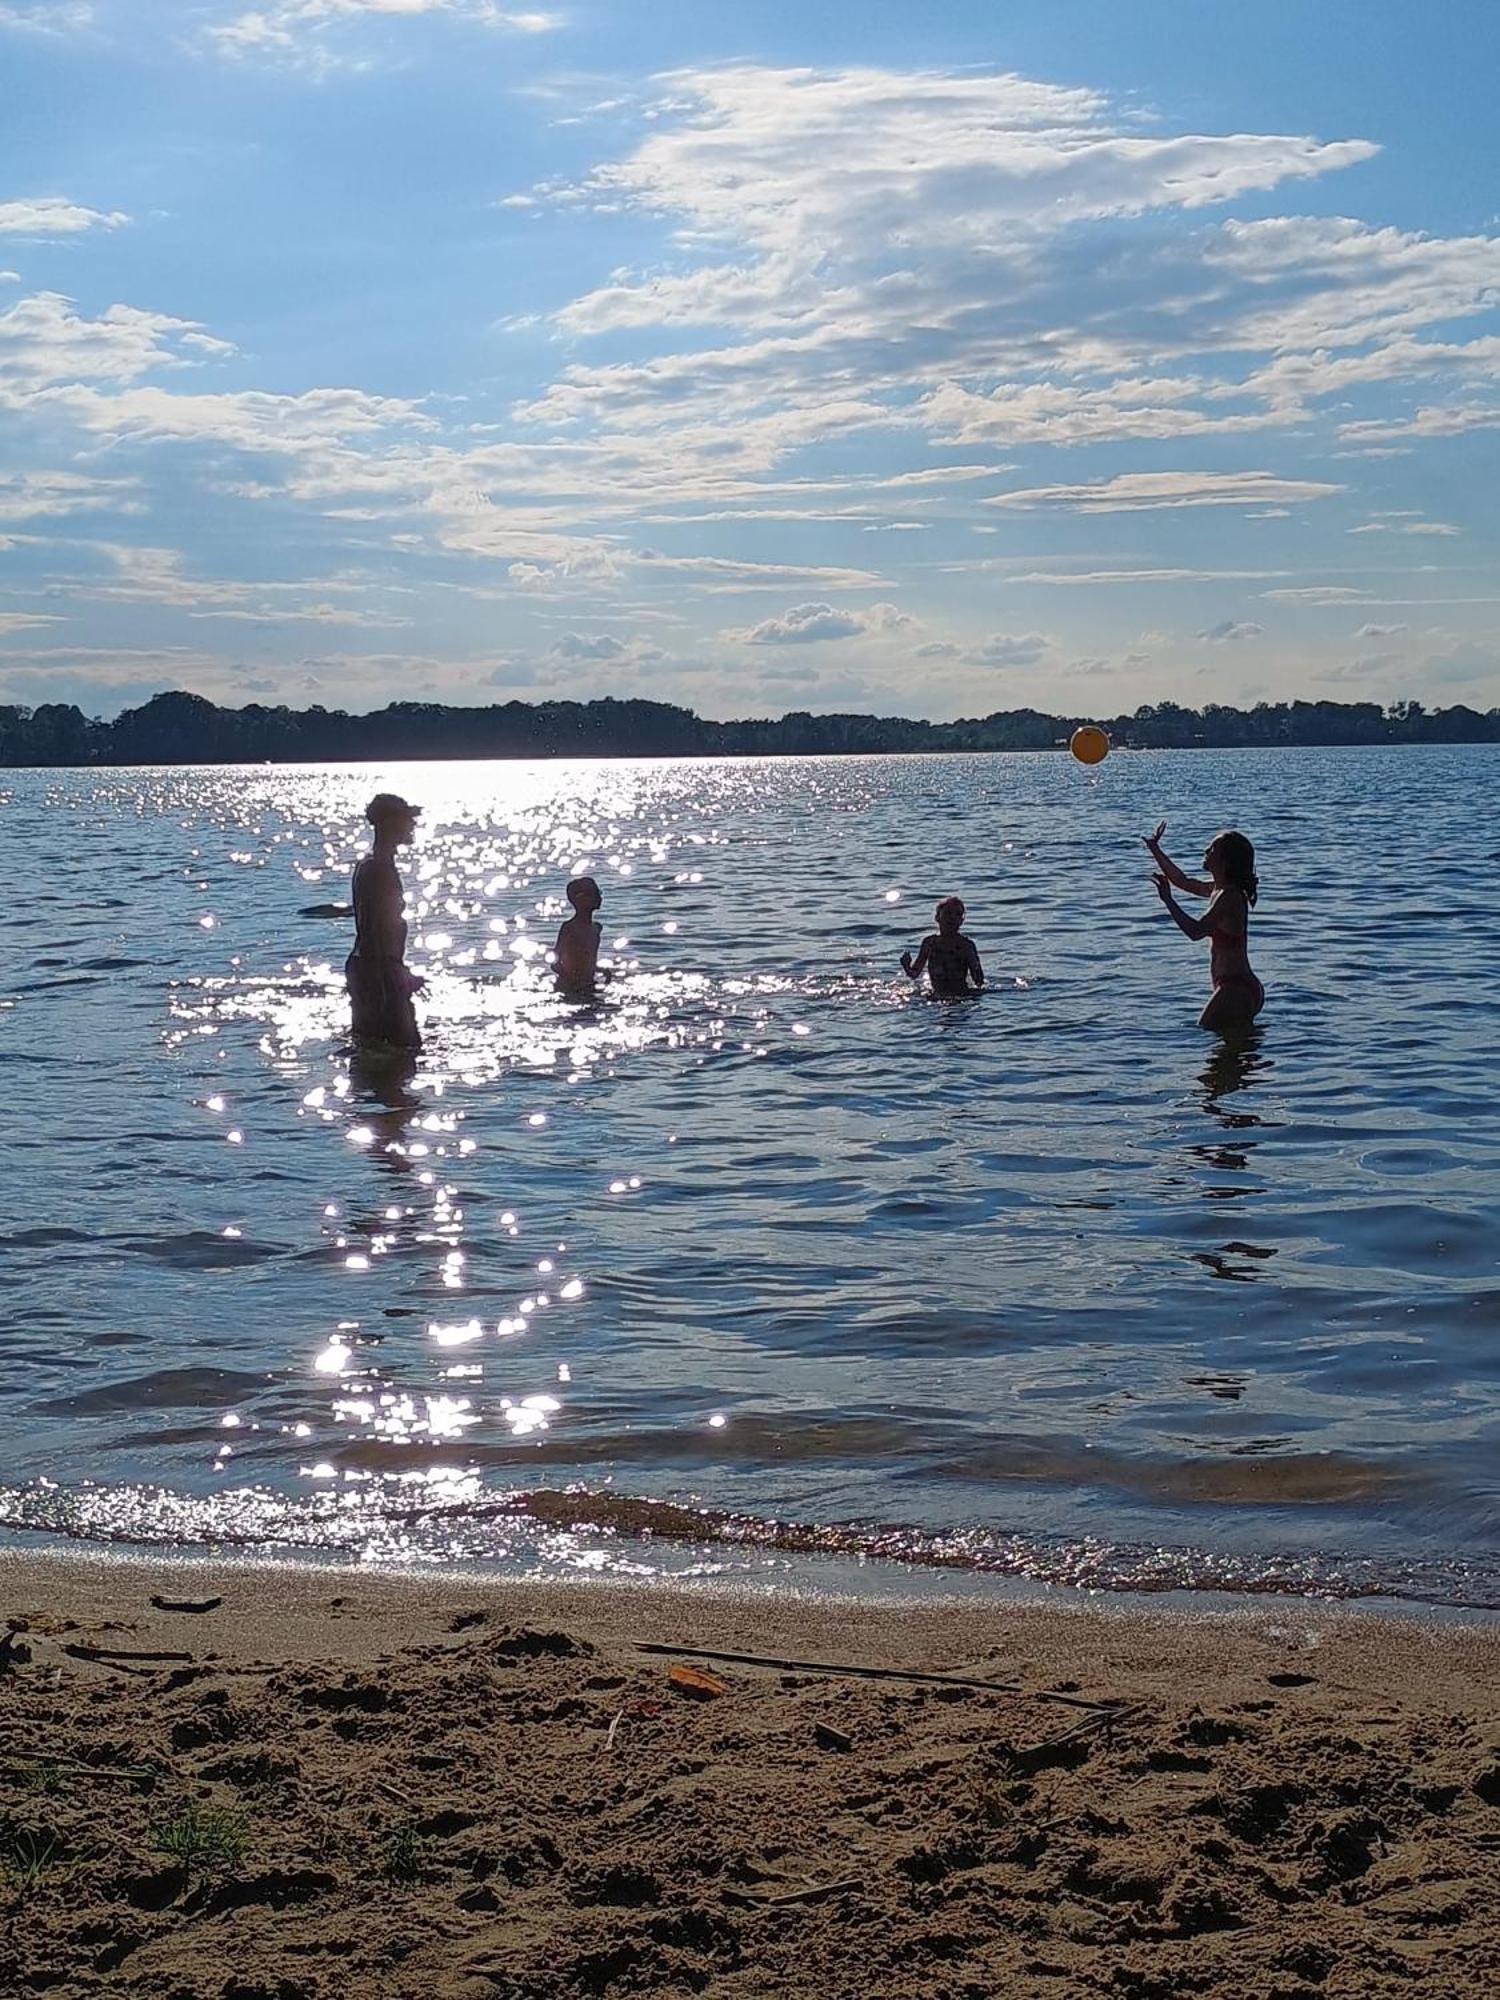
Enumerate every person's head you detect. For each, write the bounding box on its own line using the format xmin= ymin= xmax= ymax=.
xmin=1204 ymin=830 xmax=1258 ymax=905
xmin=567 ymin=875 xmax=602 ymax=916
xmin=934 ymin=895 xmax=966 ymax=935
xmin=365 ymin=793 xmax=420 ymax=847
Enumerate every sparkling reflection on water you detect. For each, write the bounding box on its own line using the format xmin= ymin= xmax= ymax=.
xmin=1 ymin=750 xmax=1498 ymax=1605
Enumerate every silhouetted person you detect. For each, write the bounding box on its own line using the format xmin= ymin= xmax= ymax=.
xmin=554 ymin=876 xmax=603 ymax=994
xmin=901 ymin=895 xmax=984 ymax=997
xmin=346 ymin=793 xmax=424 ymax=1050
xmin=1145 ymin=821 xmax=1263 ymax=1034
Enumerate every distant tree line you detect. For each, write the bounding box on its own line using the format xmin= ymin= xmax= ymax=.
xmin=0 ymin=689 xmax=1496 ymax=768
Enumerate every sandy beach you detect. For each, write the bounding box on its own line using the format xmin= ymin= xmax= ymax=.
xmin=1 ymin=1551 xmax=1497 ymax=1997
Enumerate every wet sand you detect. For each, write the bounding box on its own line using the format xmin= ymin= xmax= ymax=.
xmin=2 ymin=1549 xmax=1499 ymax=1997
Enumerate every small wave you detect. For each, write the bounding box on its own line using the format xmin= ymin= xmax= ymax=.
xmin=1 ymin=1476 xmax=1497 ymax=1612
xmin=45 ymin=1368 xmax=274 ymax=1416
xmin=120 ymin=1230 xmax=286 ymax=1270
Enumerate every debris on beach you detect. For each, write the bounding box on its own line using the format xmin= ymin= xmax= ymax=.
xmin=667 ymin=1661 xmax=728 ymax=1699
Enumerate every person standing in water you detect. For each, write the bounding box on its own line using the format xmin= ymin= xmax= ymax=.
xmin=901 ymin=895 xmax=985 ymax=997
xmin=1144 ymin=821 xmax=1263 ymax=1033
xmin=554 ymin=875 xmax=604 ymax=994
xmin=346 ymin=793 xmax=424 ymax=1050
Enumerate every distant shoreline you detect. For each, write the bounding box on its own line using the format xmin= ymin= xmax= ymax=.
xmin=2 ymin=687 xmax=1498 ymax=767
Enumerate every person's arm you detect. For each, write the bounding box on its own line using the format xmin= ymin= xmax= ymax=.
xmin=1153 ymin=871 xmax=1213 ymax=939
xmin=900 ymin=940 xmax=930 ymax=980
xmin=965 ymin=939 xmax=985 ymax=989
xmin=1143 ymin=820 xmax=1212 ymax=897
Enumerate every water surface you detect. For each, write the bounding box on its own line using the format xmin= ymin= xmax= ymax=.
xmin=2 ymin=749 xmax=1497 ymax=1605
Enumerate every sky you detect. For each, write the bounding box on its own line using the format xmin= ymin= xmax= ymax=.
xmin=2 ymin=0 xmax=1498 ymax=722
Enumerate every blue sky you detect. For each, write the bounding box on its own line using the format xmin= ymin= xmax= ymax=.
xmin=2 ymin=0 xmax=1497 ymax=719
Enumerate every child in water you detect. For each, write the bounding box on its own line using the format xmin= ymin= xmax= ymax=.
xmin=346 ymin=793 xmax=424 ymax=1050
xmin=901 ymin=896 xmax=985 ymax=997
xmin=1144 ymin=821 xmax=1263 ymax=1033
xmin=554 ymin=875 xmax=603 ymax=993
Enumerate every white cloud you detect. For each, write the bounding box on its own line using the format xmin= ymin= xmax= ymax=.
xmin=1206 ymin=219 xmax=1500 ymax=357
xmin=962 ymin=631 xmax=1050 ymax=666
xmin=0 ymin=610 xmax=61 ymax=631
xmin=923 ymin=374 xmax=1272 ymax=448
xmin=1338 ymin=403 xmax=1500 ymax=445
xmin=43 ymin=383 xmax=432 ymax=451
xmin=914 ymin=640 xmax=960 ymax=659
xmin=548 ymin=631 xmax=628 ymax=661
xmin=0 ymin=197 xmax=127 ymax=237
xmin=733 ymin=599 xmax=911 ymax=645
xmin=1348 ymin=517 xmax=1460 ymax=536
xmin=209 ymin=1 xmax=561 ymax=67
xmin=56 ymin=543 xmax=412 ymax=627
xmin=1246 ymin=331 xmax=1500 ymax=411
xmin=635 ymin=555 xmax=886 ymax=593
xmin=491 ymin=60 xmax=1500 ymax=598
xmin=984 ymin=471 xmax=1343 ymax=512
xmin=0 ymin=470 xmax=141 ymax=521
xmin=5 ymin=51 xmax=1495 ymax=702
xmin=1011 ymin=566 xmax=1286 ymax=586
xmin=0 ymin=5 xmax=93 ymax=32
xmin=1199 ymin=619 xmax=1265 ymax=643
xmin=1354 ymin=622 xmax=1408 ymax=638
xmin=0 ymin=293 xmax=429 ymax=452
xmin=1261 ymin=585 xmax=1370 ymax=604
xmin=0 ymin=291 xmax=236 ymax=396
xmin=563 ymin=66 xmax=1371 ymax=261
xmin=544 ymin=630 xmax=667 ymax=669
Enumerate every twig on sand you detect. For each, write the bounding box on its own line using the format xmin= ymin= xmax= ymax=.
xmin=0 ymin=1753 xmax=155 ymax=1783
xmin=604 ymin=1710 xmax=625 ymax=1752
xmin=722 ymin=1878 xmax=862 ymax=1909
xmin=1033 ymin=1689 xmax=1138 ymax=1712
xmin=1011 ymin=1700 xmax=1150 ymax=1769
xmin=63 ymin=1644 xmax=194 ymax=1665
xmin=375 ymin=1779 xmax=418 ymax=1812
xmin=635 ymin=1641 xmax=1019 ymax=1694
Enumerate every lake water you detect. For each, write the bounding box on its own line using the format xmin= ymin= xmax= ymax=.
xmin=2 ymin=748 xmax=1498 ymax=1608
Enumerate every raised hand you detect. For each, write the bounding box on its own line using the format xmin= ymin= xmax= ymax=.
xmin=1151 ymin=870 xmax=1172 ymax=904
xmin=1142 ymin=819 xmax=1167 ymax=853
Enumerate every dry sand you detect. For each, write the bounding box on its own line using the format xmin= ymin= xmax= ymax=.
xmin=2 ymin=1548 xmax=1498 ymax=1998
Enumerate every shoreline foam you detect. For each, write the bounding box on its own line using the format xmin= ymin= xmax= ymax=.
xmin=6 ymin=1476 xmax=1500 ymax=1615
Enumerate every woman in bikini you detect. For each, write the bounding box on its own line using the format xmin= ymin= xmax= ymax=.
xmin=1144 ymin=822 xmax=1263 ymax=1034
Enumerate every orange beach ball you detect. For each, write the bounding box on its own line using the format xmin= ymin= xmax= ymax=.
xmin=1070 ymin=724 xmax=1111 ymax=766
